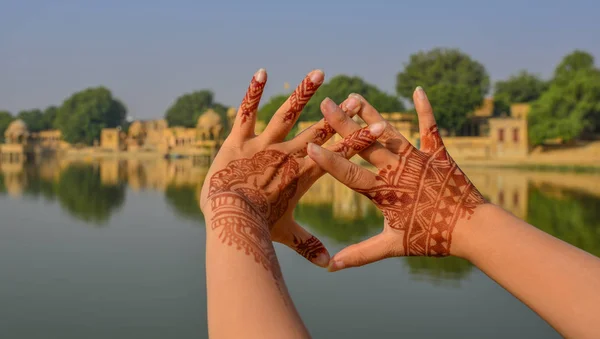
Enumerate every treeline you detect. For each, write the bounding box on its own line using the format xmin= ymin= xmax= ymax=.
xmin=2 ymin=48 xmax=599 ymax=145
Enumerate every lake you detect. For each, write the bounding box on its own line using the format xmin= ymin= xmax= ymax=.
xmin=1 ymin=158 xmax=599 ymax=338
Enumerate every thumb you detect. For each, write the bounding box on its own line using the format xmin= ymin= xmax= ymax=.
xmin=328 ymin=233 xmax=392 ymax=272
xmin=274 ymin=221 xmax=330 ymax=268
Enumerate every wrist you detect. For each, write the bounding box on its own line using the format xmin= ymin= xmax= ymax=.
xmin=450 ymin=203 xmax=506 ymax=260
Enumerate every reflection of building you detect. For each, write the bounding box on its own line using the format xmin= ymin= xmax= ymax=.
xmin=297 ymin=100 xmax=531 ymax=160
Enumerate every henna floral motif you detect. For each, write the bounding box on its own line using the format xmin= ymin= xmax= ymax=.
xmin=283 ymin=75 xmax=319 ymax=122
xmin=331 ymin=128 xmax=378 ymax=158
xmin=239 ymin=75 xmax=266 ymax=124
xmin=207 ymin=150 xmax=300 ymax=281
xmin=356 ymin=125 xmax=485 ymax=256
xmin=292 ymin=235 xmax=327 ymax=261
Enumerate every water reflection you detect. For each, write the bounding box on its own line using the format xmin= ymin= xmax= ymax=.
xmin=1 ymin=160 xmax=599 ymax=282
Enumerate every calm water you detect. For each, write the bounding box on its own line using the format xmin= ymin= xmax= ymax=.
xmin=1 ymin=159 xmax=599 ymax=338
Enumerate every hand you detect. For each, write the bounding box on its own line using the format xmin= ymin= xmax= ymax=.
xmin=199 ymin=68 xmax=385 ymax=280
xmin=307 ymin=87 xmax=487 ymax=271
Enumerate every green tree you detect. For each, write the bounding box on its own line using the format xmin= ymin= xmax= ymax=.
xmin=494 ymin=70 xmax=548 ymax=107
xmin=17 ymin=109 xmax=45 ymax=132
xmin=396 ymin=48 xmax=490 ymax=134
xmin=0 ymin=111 xmax=14 ymax=143
xmin=258 ymin=75 xmax=405 ymax=125
xmin=165 ymin=90 xmax=227 ymax=127
xmin=41 ymin=106 xmax=58 ymax=130
xmin=528 ymin=51 xmax=600 ymax=145
xmin=54 ymin=87 xmax=127 ymax=145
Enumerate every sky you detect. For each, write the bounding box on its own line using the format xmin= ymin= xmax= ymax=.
xmin=1 ymin=0 xmax=599 ymax=120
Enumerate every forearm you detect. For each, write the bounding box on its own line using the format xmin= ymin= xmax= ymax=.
xmin=453 ymin=204 xmax=600 ymax=338
xmin=204 ymin=209 xmax=310 ymax=339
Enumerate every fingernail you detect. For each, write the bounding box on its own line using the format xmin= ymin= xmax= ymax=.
xmin=348 ymin=93 xmax=362 ymax=100
xmin=328 ymin=260 xmax=345 ymax=272
xmin=307 ymin=143 xmax=321 ymax=157
xmin=415 ymin=86 xmax=427 ymax=100
xmin=343 ymin=97 xmax=360 ymax=112
xmin=321 ymin=97 xmax=337 ymax=113
xmin=315 ymin=253 xmax=330 ymax=268
xmin=255 ymin=68 xmax=267 ymax=82
xmin=310 ymin=69 xmax=324 ymax=84
xmin=368 ymin=122 xmax=385 ymax=136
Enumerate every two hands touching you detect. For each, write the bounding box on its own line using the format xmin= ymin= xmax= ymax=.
xmin=200 ymin=69 xmax=600 ymax=339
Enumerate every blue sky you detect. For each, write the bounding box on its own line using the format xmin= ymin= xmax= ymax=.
xmin=1 ymin=0 xmax=599 ymax=120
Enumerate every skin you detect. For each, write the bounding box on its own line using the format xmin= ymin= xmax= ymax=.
xmin=199 ymin=68 xmax=385 ymax=339
xmin=307 ymin=87 xmax=600 ymax=338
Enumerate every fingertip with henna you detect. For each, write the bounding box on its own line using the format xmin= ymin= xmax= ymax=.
xmin=309 ymin=69 xmax=325 ymax=85
xmin=315 ymin=253 xmax=330 ymax=268
xmin=255 ymin=68 xmax=267 ymax=82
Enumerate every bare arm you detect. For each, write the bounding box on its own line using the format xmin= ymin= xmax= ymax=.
xmin=307 ymin=88 xmax=600 ymax=338
xmin=453 ymin=203 xmax=600 ymax=338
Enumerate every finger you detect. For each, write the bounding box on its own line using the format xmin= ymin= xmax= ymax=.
xmin=328 ymin=233 xmax=392 ymax=272
xmin=306 ymin=138 xmax=379 ymax=191
xmin=231 ymin=68 xmax=267 ymax=140
xmin=261 ymin=70 xmax=324 ymax=143
xmin=348 ymin=93 xmax=412 ymax=154
xmin=327 ymin=122 xmax=385 ymax=159
xmin=321 ymin=97 xmax=395 ymax=168
xmin=276 ymin=222 xmax=330 ymax=268
xmin=413 ymin=86 xmax=444 ymax=153
xmin=284 ymin=96 xmax=362 ymax=158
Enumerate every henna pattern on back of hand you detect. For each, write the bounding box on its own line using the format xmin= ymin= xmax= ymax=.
xmin=207 ymin=150 xmax=300 ymax=282
xmin=356 ymin=125 xmax=485 ymax=256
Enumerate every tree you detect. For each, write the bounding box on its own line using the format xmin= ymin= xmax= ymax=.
xmin=0 ymin=111 xmax=14 ymax=143
xmin=165 ymin=90 xmax=227 ymax=127
xmin=396 ymin=48 xmax=490 ymax=134
xmin=54 ymin=87 xmax=127 ymax=145
xmin=17 ymin=109 xmax=45 ymax=132
xmin=528 ymin=51 xmax=600 ymax=145
xmin=258 ymin=75 xmax=405 ymax=124
xmin=41 ymin=106 xmax=58 ymax=130
xmin=494 ymin=70 xmax=548 ymax=104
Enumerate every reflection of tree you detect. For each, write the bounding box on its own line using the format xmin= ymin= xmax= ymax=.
xmin=403 ymin=256 xmax=473 ymax=285
xmin=164 ymin=184 xmax=204 ymax=223
xmin=23 ymin=166 xmax=56 ymax=201
xmin=528 ymin=184 xmax=600 ymax=257
xmin=294 ymin=203 xmax=383 ymax=244
xmin=56 ymin=165 xmax=125 ymax=225
xmin=0 ymin=172 xmax=5 ymax=193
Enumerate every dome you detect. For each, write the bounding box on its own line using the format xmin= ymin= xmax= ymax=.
xmin=226 ymin=107 xmax=237 ymax=119
xmin=197 ymin=109 xmax=222 ymax=128
xmin=128 ymin=121 xmax=145 ymax=137
xmin=5 ymin=119 xmax=29 ymax=138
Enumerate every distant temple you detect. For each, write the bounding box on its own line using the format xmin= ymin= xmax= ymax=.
xmin=0 ymin=99 xmax=530 ymax=167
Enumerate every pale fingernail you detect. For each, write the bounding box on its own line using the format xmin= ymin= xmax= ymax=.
xmin=348 ymin=93 xmax=362 ymax=100
xmin=307 ymin=143 xmax=321 ymax=157
xmin=315 ymin=253 xmax=330 ymax=267
xmin=322 ymin=97 xmax=337 ymax=112
xmin=310 ymin=69 xmax=325 ymax=84
xmin=254 ymin=68 xmax=267 ymax=82
xmin=368 ymin=121 xmax=386 ymax=136
xmin=328 ymin=260 xmax=345 ymax=272
xmin=415 ymin=86 xmax=427 ymax=100
xmin=344 ymin=97 xmax=360 ymax=112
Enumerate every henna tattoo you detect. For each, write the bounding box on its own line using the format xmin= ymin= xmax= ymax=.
xmin=331 ymin=128 xmax=378 ymax=158
xmin=239 ymin=75 xmax=266 ymax=124
xmin=207 ymin=150 xmax=300 ymax=282
xmin=356 ymin=125 xmax=485 ymax=256
xmin=283 ymin=75 xmax=319 ymax=123
xmin=292 ymin=235 xmax=326 ymax=261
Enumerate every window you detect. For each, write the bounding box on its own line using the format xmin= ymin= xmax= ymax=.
xmin=513 ymin=128 xmax=519 ymax=143
xmin=498 ymin=128 xmax=504 ymax=142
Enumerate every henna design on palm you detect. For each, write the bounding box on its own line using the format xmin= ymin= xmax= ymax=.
xmin=355 ymin=125 xmax=485 ymax=256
